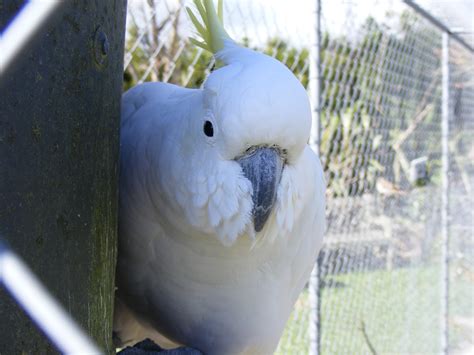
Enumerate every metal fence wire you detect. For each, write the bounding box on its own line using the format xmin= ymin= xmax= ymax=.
xmin=124 ymin=0 xmax=474 ymax=354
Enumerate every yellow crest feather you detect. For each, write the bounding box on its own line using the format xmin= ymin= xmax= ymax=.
xmin=187 ymin=0 xmax=231 ymax=54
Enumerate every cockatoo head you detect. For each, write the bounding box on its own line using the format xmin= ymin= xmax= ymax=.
xmin=181 ymin=0 xmax=311 ymax=245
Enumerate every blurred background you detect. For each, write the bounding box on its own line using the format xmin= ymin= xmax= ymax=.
xmin=123 ymin=0 xmax=472 ymax=354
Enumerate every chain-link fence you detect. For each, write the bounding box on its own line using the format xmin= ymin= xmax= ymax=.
xmin=124 ymin=0 xmax=473 ymax=353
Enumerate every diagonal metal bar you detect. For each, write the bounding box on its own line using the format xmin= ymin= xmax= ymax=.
xmin=403 ymin=0 xmax=474 ymax=53
xmin=0 ymin=1 xmax=63 ymax=75
xmin=0 ymin=241 xmax=100 ymax=354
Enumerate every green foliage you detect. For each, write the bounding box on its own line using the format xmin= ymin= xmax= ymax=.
xmin=320 ymin=103 xmax=384 ymax=196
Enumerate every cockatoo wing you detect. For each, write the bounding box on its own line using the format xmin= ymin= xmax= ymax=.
xmin=115 ymin=82 xmax=202 ymax=348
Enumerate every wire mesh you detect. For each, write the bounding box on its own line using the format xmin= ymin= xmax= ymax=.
xmin=123 ymin=0 xmax=474 ymax=353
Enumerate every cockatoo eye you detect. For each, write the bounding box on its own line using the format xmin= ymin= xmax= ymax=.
xmin=203 ymin=120 xmax=214 ymax=137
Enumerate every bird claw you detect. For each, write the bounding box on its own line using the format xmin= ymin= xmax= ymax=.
xmin=117 ymin=339 xmax=203 ymax=355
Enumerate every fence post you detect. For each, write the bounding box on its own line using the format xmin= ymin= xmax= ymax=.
xmin=0 ymin=1 xmax=127 ymax=352
xmin=309 ymin=0 xmax=322 ymax=354
xmin=440 ymin=31 xmax=450 ymax=355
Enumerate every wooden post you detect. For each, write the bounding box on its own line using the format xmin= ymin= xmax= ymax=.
xmin=0 ymin=0 xmax=127 ymax=352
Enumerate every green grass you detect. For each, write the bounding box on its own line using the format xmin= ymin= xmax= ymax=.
xmin=276 ymin=264 xmax=473 ymax=354
xmin=320 ymin=266 xmax=441 ymax=354
xmin=448 ymin=262 xmax=474 ymax=352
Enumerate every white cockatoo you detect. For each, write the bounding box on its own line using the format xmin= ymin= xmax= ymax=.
xmin=114 ymin=1 xmax=326 ymax=354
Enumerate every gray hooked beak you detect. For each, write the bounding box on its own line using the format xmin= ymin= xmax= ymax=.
xmin=236 ymin=147 xmax=284 ymax=232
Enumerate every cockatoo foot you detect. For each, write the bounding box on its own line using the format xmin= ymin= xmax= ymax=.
xmin=117 ymin=338 xmax=203 ymax=354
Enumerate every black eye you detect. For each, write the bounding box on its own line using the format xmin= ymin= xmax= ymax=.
xmin=203 ymin=120 xmax=214 ymax=137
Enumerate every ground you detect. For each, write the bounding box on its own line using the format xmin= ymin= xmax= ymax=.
xmin=277 ymin=264 xmax=473 ymax=354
